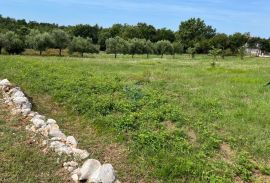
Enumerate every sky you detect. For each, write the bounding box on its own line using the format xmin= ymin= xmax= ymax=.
xmin=0 ymin=0 xmax=269 ymax=37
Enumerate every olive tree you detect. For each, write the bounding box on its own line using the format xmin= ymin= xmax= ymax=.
xmin=187 ymin=47 xmax=196 ymax=59
xmin=26 ymin=30 xmax=52 ymax=55
xmin=128 ymin=38 xmax=145 ymax=58
xmin=209 ymin=47 xmax=222 ymax=61
xmin=0 ymin=33 xmax=5 ymax=54
xmin=4 ymin=31 xmax=25 ymax=54
xmin=155 ymin=40 xmax=173 ymax=58
xmin=69 ymin=37 xmax=99 ymax=57
xmin=172 ymin=41 xmax=184 ymax=58
xmin=239 ymin=46 xmax=246 ymax=60
xmin=144 ymin=40 xmax=154 ymax=58
xmin=51 ymin=29 xmax=70 ymax=56
xmin=106 ymin=36 xmax=127 ymax=58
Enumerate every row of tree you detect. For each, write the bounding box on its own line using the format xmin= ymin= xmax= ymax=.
xmin=0 ymin=15 xmax=270 ymax=57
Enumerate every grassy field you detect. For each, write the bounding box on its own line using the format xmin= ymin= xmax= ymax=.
xmin=0 ymin=54 xmax=270 ymax=182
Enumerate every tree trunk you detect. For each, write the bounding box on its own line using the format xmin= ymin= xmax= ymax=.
xmin=114 ymin=53 xmax=117 ymax=58
xmin=132 ymin=54 xmax=134 ymax=58
xmin=173 ymin=54 xmax=175 ymax=59
xmin=39 ymin=50 xmax=42 ymax=56
xmin=0 ymin=47 xmax=2 ymax=55
xmin=59 ymin=49 xmax=62 ymax=56
xmin=81 ymin=52 xmax=84 ymax=57
xmin=161 ymin=53 xmax=164 ymax=58
xmin=147 ymin=53 xmax=149 ymax=59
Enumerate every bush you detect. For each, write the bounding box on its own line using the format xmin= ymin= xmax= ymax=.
xmin=4 ymin=31 xmax=25 ymax=54
xmin=69 ymin=36 xmax=99 ymax=57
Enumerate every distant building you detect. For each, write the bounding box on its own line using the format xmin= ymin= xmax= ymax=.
xmin=246 ymin=48 xmax=263 ymax=57
xmin=245 ymin=43 xmax=268 ymax=57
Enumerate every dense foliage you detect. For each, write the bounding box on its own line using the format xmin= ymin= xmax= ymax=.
xmin=0 ymin=14 xmax=270 ymax=57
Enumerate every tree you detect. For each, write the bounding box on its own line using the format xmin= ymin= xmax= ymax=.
xmin=69 ymin=36 xmax=99 ymax=57
xmin=4 ymin=31 xmax=25 ymax=54
xmin=210 ymin=33 xmax=230 ymax=59
xmin=69 ymin=24 xmax=100 ymax=44
xmin=154 ymin=28 xmax=175 ymax=42
xmin=259 ymin=39 xmax=270 ymax=53
xmin=239 ymin=46 xmax=246 ymax=60
xmin=136 ymin=23 xmax=156 ymax=41
xmin=106 ymin=36 xmax=126 ymax=58
xmin=187 ymin=47 xmax=196 ymax=59
xmin=144 ymin=40 xmax=155 ymax=58
xmin=229 ymin=32 xmax=249 ymax=54
xmin=0 ymin=33 xmax=5 ymax=54
xmin=26 ymin=30 xmax=52 ymax=55
xmin=172 ymin=41 xmax=184 ymax=58
xmin=98 ymin=29 xmax=112 ymax=51
xmin=155 ymin=40 xmax=173 ymax=58
xmin=209 ymin=47 xmax=222 ymax=66
xmin=128 ymin=38 xmax=145 ymax=58
xmin=177 ymin=18 xmax=216 ymax=50
xmin=51 ymin=29 xmax=70 ymax=56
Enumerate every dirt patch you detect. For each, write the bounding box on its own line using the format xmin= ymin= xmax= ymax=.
xmin=220 ymin=143 xmax=235 ymax=157
xmin=234 ymin=176 xmax=244 ymax=183
xmin=187 ymin=128 xmax=197 ymax=144
xmin=162 ymin=120 xmax=177 ymax=132
xmin=253 ymin=170 xmax=270 ymax=183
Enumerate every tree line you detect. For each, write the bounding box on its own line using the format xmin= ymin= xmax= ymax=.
xmin=0 ymin=15 xmax=270 ymax=58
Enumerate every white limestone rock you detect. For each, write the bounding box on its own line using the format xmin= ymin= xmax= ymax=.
xmin=49 ymin=128 xmax=66 ymax=140
xmin=50 ymin=141 xmax=73 ymax=155
xmin=72 ymin=148 xmax=89 ymax=160
xmin=33 ymin=114 xmax=46 ymax=121
xmin=47 ymin=118 xmax=57 ymax=124
xmin=79 ymin=159 xmax=101 ymax=181
xmin=93 ymin=164 xmax=116 ymax=183
xmin=31 ymin=118 xmax=46 ymax=128
xmin=13 ymin=97 xmax=30 ymax=108
xmin=11 ymin=90 xmax=25 ymax=99
xmin=71 ymin=174 xmax=79 ymax=183
xmin=66 ymin=136 xmax=78 ymax=148
xmin=63 ymin=161 xmax=78 ymax=172
xmin=0 ymin=79 xmax=11 ymax=87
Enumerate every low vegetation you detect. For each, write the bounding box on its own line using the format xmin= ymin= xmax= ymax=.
xmin=1 ymin=55 xmax=270 ymax=182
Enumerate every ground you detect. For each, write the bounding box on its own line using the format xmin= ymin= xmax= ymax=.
xmin=0 ymin=54 xmax=270 ymax=183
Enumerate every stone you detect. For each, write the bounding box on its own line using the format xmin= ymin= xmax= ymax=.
xmin=47 ymin=118 xmax=57 ymax=124
xmin=28 ymin=111 xmax=37 ymax=117
xmin=50 ymin=141 xmax=73 ymax=155
xmin=33 ymin=114 xmax=46 ymax=121
xmin=79 ymin=159 xmax=101 ymax=181
xmin=63 ymin=161 xmax=78 ymax=168
xmin=0 ymin=79 xmax=11 ymax=87
xmin=72 ymin=168 xmax=81 ymax=176
xmin=21 ymin=108 xmax=31 ymax=116
xmin=63 ymin=161 xmax=78 ymax=172
xmin=66 ymin=136 xmax=78 ymax=148
xmin=49 ymin=128 xmax=66 ymax=140
xmin=11 ymin=90 xmax=25 ymax=98
xmin=94 ymin=164 xmax=116 ymax=183
xmin=72 ymin=148 xmax=89 ymax=160
xmin=31 ymin=118 xmax=46 ymax=128
xmin=71 ymin=174 xmax=79 ymax=183
xmin=13 ymin=97 xmax=28 ymax=107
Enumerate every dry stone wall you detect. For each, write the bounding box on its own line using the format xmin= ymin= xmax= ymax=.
xmin=0 ymin=79 xmax=120 ymax=183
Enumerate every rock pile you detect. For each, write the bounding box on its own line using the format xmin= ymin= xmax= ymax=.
xmin=0 ymin=79 xmax=119 ymax=183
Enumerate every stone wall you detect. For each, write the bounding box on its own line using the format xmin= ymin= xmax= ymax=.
xmin=0 ymin=79 xmax=120 ymax=183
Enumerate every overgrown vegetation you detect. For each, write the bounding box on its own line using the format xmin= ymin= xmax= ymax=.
xmin=1 ymin=55 xmax=270 ymax=182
